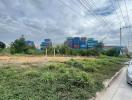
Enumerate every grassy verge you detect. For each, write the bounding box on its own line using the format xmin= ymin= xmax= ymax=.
xmin=0 ymin=56 xmax=128 ymax=100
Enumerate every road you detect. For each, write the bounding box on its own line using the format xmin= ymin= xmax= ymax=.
xmin=96 ymin=67 xmax=132 ymax=100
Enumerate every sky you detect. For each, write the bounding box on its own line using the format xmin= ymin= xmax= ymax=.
xmin=0 ymin=0 xmax=132 ymax=49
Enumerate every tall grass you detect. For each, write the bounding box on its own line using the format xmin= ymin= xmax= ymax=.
xmin=0 ymin=57 xmax=128 ymax=100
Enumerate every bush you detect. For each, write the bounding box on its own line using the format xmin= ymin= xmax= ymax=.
xmin=104 ymin=48 xmax=120 ymax=57
xmin=0 ymin=56 xmax=128 ymax=100
xmin=10 ymin=35 xmax=36 ymax=54
xmin=0 ymin=41 xmax=6 ymax=49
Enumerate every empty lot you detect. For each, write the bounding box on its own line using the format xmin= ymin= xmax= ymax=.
xmin=0 ymin=55 xmax=94 ymax=64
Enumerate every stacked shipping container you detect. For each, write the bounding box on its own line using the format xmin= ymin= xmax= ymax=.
xmin=65 ymin=37 xmax=98 ymax=49
xmin=80 ymin=37 xmax=87 ymax=49
xmin=87 ymin=38 xmax=98 ymax=48
xmin=73 ymin=37 xmax=80 ymax=49
xmin=25 ymin=41 xmax=35 ymax=47
xmin=64 ymin=37 xmax=73 ymax=48
xmin=40 ymin=39 xmax=52 ymax=50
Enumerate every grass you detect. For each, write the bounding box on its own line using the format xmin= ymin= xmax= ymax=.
xmin=0 ymin=56 xmax=129 ymax=100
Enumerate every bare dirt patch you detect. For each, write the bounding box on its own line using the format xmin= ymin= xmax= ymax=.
xmin=0 ymin=55 xmax=94 ymax=64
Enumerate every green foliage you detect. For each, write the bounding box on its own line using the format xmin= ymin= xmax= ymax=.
xmin=0 ymin=41 xmax=6 ymax=49
xmin=55 ymin=45 xmax=71 ymax=55
xmin=0 ymin=48 xmax=10 ymax=55
xmin=0 ymin=57 xmax=128 ymax=100
xmin=10 ymin=35 xmax=27 ymax=54
xmin=104 ymin=48 xmax=120 ymax=57
xmin=10 ymin=35 xmax=36 ymax=54
xmin=96 ymin=42 xmax=104 ymax=50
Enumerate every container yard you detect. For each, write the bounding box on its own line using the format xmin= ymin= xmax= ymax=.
xmin=64 ymin=37 xmax=99 ymax=49
xmin=64 ymin=37 xmax=73 ymax=48
xmin=40 ymin=39 xmax=52 ymax=50
xmin=87 ymin=38 xmax=98 ymax=48
xmin=25 ymin=40 xmax=35 ymax=47
xmin=80 ymin=37 xmax=87 ymax=49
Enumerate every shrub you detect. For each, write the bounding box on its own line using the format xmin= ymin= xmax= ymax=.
xmin=105 ymin=48 xmax=120 ymax=57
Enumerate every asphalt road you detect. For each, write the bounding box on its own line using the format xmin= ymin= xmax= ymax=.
xmin=96 ymin=67 xmax=132 ymax=100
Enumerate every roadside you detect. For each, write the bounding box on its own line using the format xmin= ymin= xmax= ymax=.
xmin=95 ymin=67 xmax=132 ymax=100
xmin=0 ymin=56 xmax=128 ymax=100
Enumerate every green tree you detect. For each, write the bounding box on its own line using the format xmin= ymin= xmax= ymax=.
xmin=0 ymin=41 xmax=6 ymax=49
xmin=96 ymin=42 xmax=104 ymax=50
xmin=105 ymin=48 xmax=120 ymax=57
xmin=10 ymin=35 xmax=28 ymax=54
xmin=59 ymin=45 xmax=71 ymax=55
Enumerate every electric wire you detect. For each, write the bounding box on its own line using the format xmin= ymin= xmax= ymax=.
xmin=116 ymin=0 xmax=128 ymax=27
xmin=57 ymin=0 xmax=95 ymax=24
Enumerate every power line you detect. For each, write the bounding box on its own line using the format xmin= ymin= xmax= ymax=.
xmin=116 ymin=0 xmax=131 ymax=47
xmin=109 ymin=0 xmax=126 ymax=46
xmin=78 ymin=0 xmax=110 ymax=28
xmin=123 ymin=0 xmax=132 ymax=34
xmin=80 ymin=0 xmax=130 ymax=46
xmin=123 ymin=0 xmax=131 ymax=26
xmin=57 ymin=0 xmax=114 ymax=30
xmin=109 ymin=0 xmax=122 ymax=27
xmin=57 ymin=0 xmax=95 ymax=24
xmin=123 ymin=0 xmax=132 ymax=45
xmin=78 ymin=0 xmax=115 ymax=39
xmin=116 ymin=0 xmax=128 ymax=27
xmin=57 ymin=0 xmax=83 ymax=17
xmin=85 ymin=0 xmax=113 ymax=23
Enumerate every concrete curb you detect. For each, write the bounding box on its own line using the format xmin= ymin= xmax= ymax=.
xmin=90 ymin=67 xmax=124 ymax=100
xmin=104 ymin=67 xmax=124 ymax=88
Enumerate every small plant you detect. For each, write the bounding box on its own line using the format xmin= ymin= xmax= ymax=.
xmin=0 ymin=56 xmax=129 ymax=100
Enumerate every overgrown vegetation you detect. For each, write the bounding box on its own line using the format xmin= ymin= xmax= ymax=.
xmin=0 ymin=41 xmax=6 ymax=49
xmin=0 ymin=35 xmax=129 ymax=57
xmin=0 ymin=57 xmax=128 ymax=100
xmin=10 ymin=35 xmax=36 ymax=54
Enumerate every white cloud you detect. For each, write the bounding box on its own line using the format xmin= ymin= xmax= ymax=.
xmin=0 ymin=0 xmax=131 ymax=50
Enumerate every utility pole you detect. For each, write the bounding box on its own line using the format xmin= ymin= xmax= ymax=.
xmin=120 ymin=26 xmax=131 ymax=52
xmin=54 ymin=48 xmax=55 ymax=57
xmin=45 ymin=48 xmax=47 ymax=57
xmin=128 ymin=40 xmax=132 ymax=52
xmin=120 ymin=27 xmax=122 ymax=47
xmin=120 ymin=26 xmax=131 ymax=46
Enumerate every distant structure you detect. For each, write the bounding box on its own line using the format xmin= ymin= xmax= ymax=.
xmin=64 ymin=37 xmax=99 ymax=49
xmin=103 ymin=46 xmax=128 ymax=55
xmin=64 ymin=37 xmax=73 ymax=48
xmin=40 ymin=39 xmax=52 ymax=50
xmin=25 ymin=40 xmax=35 ymax=47
xmin=73 ymin=37 xmax=80 ymax=49
xmin=80 ymin=37 xmax=87 ymax=49
xmin=87 ymin=38 xmax=98 ymax=49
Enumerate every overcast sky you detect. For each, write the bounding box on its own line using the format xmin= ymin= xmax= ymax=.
xmin=0 ymin=0 xmax=132 ymax=48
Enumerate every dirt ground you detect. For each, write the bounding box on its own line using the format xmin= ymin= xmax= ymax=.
xmin=0 ymin=55 xmax=95 ymax=64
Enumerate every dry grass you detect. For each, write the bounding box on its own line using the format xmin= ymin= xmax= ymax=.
xmin=0 ymin=55 xmax=95 ymax=64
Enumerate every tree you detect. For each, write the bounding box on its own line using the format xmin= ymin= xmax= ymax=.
xmin=105 ymin=48 xmax=120 ymax=57
xmin=96 ymin=42 xmax=104 ymax=50
xmin=0 ymin=41 xmax=6 ymax=49
xmin=10 ymin=35 xmax=28 ymax=54
xmin=58 ymin=45 xmax=71 ymax=55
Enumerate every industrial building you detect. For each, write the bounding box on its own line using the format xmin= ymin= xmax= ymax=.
xmin=64 ymin=37 xmax=99 ymax=49
xmin=40 ymin=39 xmax=52 ymax=50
